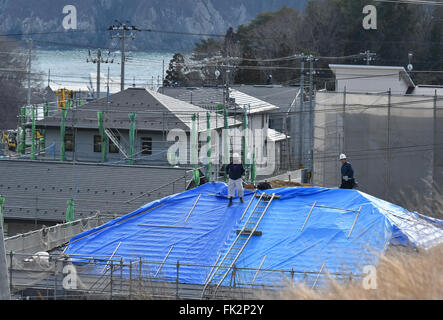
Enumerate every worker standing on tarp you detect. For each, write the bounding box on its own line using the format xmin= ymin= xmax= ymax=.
xmin=226 ymin=153 xmax=245 ymax=207
xmin=340 ymin=154 xmax=356 ymax=189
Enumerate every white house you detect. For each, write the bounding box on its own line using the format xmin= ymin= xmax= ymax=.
xmin=329 ymin=64 xmax=415 ymax=95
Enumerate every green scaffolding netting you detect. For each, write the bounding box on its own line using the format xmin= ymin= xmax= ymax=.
xmin=129 ymin=113 xmax=137 ymax=165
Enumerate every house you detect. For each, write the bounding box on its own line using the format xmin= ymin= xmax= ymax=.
xmin=161 ymin=86 xmax=290 ymax=174
xmin=33 ymin=88 xmax=241 ymax=168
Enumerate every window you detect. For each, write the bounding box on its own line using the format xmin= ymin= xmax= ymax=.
xmin=109 ymin=136 xmax=120 ymax=154
xmin=65 ymin=133 xmax=75 ymax=152
xmin=141 ymin=137 xmax=152 ymax=155
xmin=94 ymin=135 xmax=102 ymax=153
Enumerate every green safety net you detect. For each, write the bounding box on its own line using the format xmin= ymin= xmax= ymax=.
xmin=18 ymin=107 xmax=26 ymax=155
xmin=97 ymin=111 xmax=108 ymax=163
xmin=31 ymin=107 xmax=36 ymax=160
xmin=223 ymin=107 xmax=230 ymax=182
xmin=251 ymin=153 xmax=257 ymax=185
xmin=66 ymin=199 xmax=75 ymax=223
xmin=242 ymin=106 xmax=250 ymax=182
xmin=206 ymin=112 xmax=212 ymax=182
xmin=191 ymin=114 xmax=200 ymax=187
xmin=168 ymin=151 xmax=178 ymax=166
xmin=40 ymin=104 xmax=49 ymax=151
xmin=129 ymin=113 xmax=137 ymax=165
xmin=60 ymin=109 xmax=67 ymax=162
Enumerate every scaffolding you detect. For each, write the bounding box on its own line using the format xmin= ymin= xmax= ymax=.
xmin=6 ymin=251 xmax=362 ymax=300
xmin=313 ymin=90 xmax=443 ymax=218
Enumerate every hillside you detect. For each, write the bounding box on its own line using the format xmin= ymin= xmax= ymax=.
xmin=0 ymin=0 xmax=307 ymax=50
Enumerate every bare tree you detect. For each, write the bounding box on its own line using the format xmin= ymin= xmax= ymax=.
xmin=0 ymin=37 xmax=42 ymax=130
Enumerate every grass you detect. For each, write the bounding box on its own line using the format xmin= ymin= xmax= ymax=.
xmin=267 ymin=244 xmax=443 ymax=300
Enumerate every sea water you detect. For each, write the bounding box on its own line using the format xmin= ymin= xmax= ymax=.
xmin=34 ymin=49 xmax=174 ymax=93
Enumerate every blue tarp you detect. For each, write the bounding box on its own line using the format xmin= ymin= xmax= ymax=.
xmin=65 ymin=182 xmax=443 ymax=287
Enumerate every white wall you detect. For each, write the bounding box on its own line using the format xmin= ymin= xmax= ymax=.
xmin=332 ymin=67 xmax=410 ymax=95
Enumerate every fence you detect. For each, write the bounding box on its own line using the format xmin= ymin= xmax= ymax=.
xmin=312 ymin=90 xmax=443 ymax=218
xmin=6 ymin=251 xmax=363 ymax=300
xmin=4 ymin=214 xmax=111 ymax=255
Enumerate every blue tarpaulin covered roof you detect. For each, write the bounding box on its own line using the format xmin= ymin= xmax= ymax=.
xmin=65 ymin=182 xmax=443 ymax=287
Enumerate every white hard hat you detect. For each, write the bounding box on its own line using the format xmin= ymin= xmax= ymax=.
xmin=340 ymin=154 xmax=347 ymax=160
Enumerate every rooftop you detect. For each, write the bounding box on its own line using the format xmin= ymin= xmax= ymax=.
xmin=64 ymin=182 xmax=443 ymax=291
xmin=329 ymin=64 xmax=416 ymax=92
xmin=35 ymin=88 xmax=240 ymax=132
xmin=161 ymin=86 xmax=282 ymax=114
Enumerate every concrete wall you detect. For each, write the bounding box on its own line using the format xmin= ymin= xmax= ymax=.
xmin=313 ymin=91 xmax=442 ymax=217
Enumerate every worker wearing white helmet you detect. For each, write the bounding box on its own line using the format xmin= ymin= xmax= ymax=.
xmin=226 ymin=153 xmax=245 ymax=207
xmin=339 ymin=154 xmax=356 ymax=189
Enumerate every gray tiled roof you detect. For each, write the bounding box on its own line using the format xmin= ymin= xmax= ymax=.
xmin=162 ymin=85 xmax=298 ymax=114
xmin=0 ymin=159 xmax=192 ymax=222
xmin=234 ymin=85 xmax=299 ymax=114
xmin=35 ymin=88 xmax=239 ymax=132
xmin=161 ymin=86 xmax=281 ymax=114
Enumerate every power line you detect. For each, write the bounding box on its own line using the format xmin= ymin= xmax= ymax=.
xmin=374 ymin=0 xmax=443 ymax=5
xmin=86 ymin=49 xmax=115 ymax=99
xmin=139 ymin=28 xmax=226 ymax=38
xmin=108 ymin=21 xmax=140 ymax=91
xmin=0 ymin=30 xmax=94 ymax=37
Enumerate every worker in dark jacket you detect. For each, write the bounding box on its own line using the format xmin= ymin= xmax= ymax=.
xmin=340 ymin=154 xmax=355 ymax=189
xmin=226 ymin=153 xmax=245 ymax=206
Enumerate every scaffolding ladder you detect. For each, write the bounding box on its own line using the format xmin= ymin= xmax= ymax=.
xmin=201 ymin=193 xmax=278 ymax=299
xmin=105 ymin=128 xmax=128 ymax=159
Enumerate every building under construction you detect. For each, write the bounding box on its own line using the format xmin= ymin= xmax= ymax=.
xmin=3 ymin=182 xmax=443 ymax=300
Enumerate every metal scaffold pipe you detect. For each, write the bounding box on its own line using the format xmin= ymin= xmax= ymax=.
xmin=0 ymin=198 xmax=10 ymax=299
xmin=129 ymin=113 xmax=137 ymax=165
xmin=206 ymin=112 xmax=212 ymax=182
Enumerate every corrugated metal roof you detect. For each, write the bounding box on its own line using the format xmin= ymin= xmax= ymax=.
xmin=0 ymin=159 xmax=192 ymax=222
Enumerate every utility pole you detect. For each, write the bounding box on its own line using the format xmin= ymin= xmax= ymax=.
xmin=107 ymin=66 xmax=110 ymax=103
xmin=361 ymin=50 xmax=376 ymax=65
xmin=162 ymin=58 xmax=165 ymax=93
xmin=27 ymin=39 xmax=32 ymax=107
xmin=108 ymin=21 xmax=139 ymax=91
xmin=298 ymin=53 xmax=305 ymax=168
xmin=87 ymin=49 xmax=114 ymax=99
xmin=307 ymin=55 xmax=315 ymax=174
